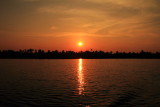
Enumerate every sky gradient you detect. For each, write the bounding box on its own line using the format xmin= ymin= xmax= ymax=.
xmin=0 ymin=0 xmax=160 ymax=52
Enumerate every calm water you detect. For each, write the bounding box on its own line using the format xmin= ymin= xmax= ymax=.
xmin=0 ymin=59 xmax=160 ymax=107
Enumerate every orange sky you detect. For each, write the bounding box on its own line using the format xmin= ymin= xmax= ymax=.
xmin=0 ymin=0 xmax=160 ymax=52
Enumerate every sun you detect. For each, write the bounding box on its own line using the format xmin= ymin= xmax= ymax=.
xmin=78 ymin=42 xmax=83 ymax=47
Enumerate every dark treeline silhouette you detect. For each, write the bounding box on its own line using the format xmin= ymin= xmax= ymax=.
xmin=0 ymin=49 xmax=160 ymax=59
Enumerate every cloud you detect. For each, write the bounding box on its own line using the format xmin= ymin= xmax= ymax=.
xmin=37 ymin=0 xmax=140 ymax=18
xmin=51 ymin=26 xmax=58 ymax=30
xmin=34 ymin=0 xmax=143 ymax=37
xmin=20 ymin=0 xmax=40 ymax=2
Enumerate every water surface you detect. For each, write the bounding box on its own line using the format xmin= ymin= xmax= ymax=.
xmin=0 ymin=59 xmax=160 ymax=106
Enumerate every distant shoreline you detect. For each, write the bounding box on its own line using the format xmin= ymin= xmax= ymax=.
xmin=0 ymin=58 xmax=160 ymax=59
xmin=0 ymin=49 xmax=160 ymax=59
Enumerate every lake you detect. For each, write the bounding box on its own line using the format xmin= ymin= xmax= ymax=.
xmin=0 ymin=59 xmax=160 ymax=107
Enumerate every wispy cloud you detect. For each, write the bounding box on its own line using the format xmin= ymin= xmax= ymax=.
xmin=20 ymin=0 xmax=40 ymax=2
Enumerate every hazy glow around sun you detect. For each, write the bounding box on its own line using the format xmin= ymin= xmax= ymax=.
xmin=78 ymin=42 xmax=83 ymax=46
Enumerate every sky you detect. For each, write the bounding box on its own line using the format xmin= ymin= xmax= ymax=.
xmin=0 ymin=0 xmax=160 ymax=52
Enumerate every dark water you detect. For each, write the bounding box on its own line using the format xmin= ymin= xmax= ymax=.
xmin=0 ymin=59 xmax=160 ymax=107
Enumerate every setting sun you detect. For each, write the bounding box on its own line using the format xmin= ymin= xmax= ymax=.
xmin=78 ymin=42 xmax=83 ymax=47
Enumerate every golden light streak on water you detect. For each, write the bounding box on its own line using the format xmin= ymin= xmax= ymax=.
xmin=78 ymin=58 xmax=85 ymax=95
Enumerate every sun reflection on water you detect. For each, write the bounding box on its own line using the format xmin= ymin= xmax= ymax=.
xmin=78 ymin=58 xmax=85 ymax=95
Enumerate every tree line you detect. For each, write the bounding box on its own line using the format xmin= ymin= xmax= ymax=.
xmin=0 ymin=49 xmax=160 ymax=59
